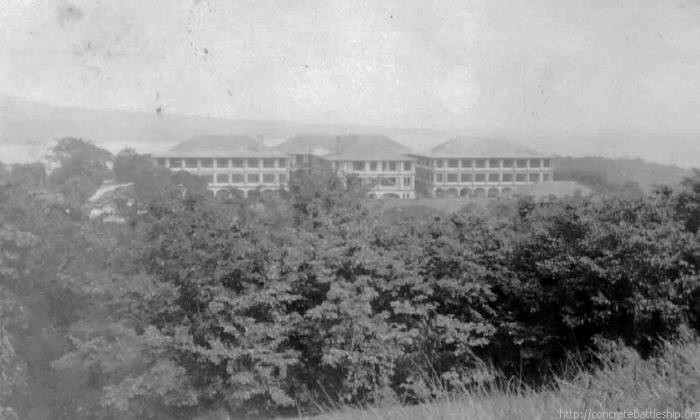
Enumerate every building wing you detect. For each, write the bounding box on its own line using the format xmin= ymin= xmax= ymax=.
xmin=154 ymin=135 xmax=289 ymax=158
xmin=427 ymin=137 xmax=543 ymax=158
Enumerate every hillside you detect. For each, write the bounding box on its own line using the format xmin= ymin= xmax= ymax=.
xmin=0 ymin=93 xmax=450 ymax=161
xmin=553 ymin=156 xmax=693 ymax=192
xmin=1 ymin=93 xmax=694 ymax=192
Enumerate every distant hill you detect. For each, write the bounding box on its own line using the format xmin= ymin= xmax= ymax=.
xmin=0 ymin=93 xmax=451 ymax=161
xmin=553 ymin=156 xmax=693 ymax=192
xmin=1 ymin=93 xmax=694 ymax=192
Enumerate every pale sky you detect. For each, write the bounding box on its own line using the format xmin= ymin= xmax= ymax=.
xmin=1 ymin=0 xmax=699 ymax=166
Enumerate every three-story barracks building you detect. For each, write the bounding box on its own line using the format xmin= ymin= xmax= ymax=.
xmin=152 ymin=135 xmax=291 ymax=199
xmin=413 ymin=137 xmax=554 ymax=198
xmin=152 ymin=134 xmax=556 ymax=200
xmin=275 ymin=135 xmax=417 ymax=199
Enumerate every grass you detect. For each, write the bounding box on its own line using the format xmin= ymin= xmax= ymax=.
xmin=295 ymin=337 xmax=700 ymax=420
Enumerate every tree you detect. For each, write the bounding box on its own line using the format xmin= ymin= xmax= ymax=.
xmin=48 ymin=138 xmax=114 ymax=204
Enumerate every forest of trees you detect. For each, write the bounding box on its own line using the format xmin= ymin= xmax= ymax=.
xmin=1 ymin=138 xmax=700 ymax=419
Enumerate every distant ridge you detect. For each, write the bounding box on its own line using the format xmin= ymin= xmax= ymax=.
xmin=0 ymin=93 xmax=451 ymax=153
xmin=553 ymin=156 xmax=692 ymax=192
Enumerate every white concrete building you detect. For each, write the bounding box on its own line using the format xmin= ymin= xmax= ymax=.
xmin=152 ymin=135 xmax=290 ymax=198
xmin=275 ymin=135 xmax=417 ymax=199
xmin=413 ymin=137 xmax=554 ymax=198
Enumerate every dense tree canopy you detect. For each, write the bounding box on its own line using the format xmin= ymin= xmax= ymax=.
xmin=0 ymin=142 xmax=699 ymax=418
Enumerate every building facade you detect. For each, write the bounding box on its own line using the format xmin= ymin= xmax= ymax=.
xmin=275 ymin=135 xmax=417 ymax=199
xmin=327 ymin=157 xmax=416 ymax=199
xmin=152 ymin=135 xmax=555 ymax=200
xmin=413 ymin=138 xmax=554 ymax=198
xmin=152 ymin=135 xmax=291 ymax=198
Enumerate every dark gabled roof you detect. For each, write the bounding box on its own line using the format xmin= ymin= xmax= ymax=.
xmin=425 ymin=137 xmax=544 ymax=158
xmin=168 ymin=135 xmax=259 ymax=152
xmin=274 ymin=134 xmax=416 ymax=161
xmin=273 ymin=135 xmax=338 ymax=155
xmin=152 ymin=135 xmax=288 ymax=158
xmin=88 ymin=181 xmax=134 ymax=204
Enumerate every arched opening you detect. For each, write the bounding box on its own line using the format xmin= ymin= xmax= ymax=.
xmin=501 ymin=188 xmax=512 ymax=198
xmin=229 ymin=188 xmax=246 ymax=199
xmin=435 ymin=188 xmax=444 ymax=198
xmin=487 ymin=187 xmax=499 ymax=198
xmin=215 ymin=189 xmax=230 ymax=200
xmin=460 ymin=188 xmax=472 ymax=198
xmin=261 ymin=189 xmax=277 ymax=198
xmin=445 ymin=188 xmax=458 ymax=198
xmin=380 ymin=193 xmax=400 ymax=200
xmin=247 ymin=189 xmax=261 ymax=200
xmin=473 ymin=188 xmax=486 ymax=198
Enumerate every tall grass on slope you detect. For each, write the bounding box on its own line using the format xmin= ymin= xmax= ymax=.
xmin=299 ymin=337 xmax=700 ymax=420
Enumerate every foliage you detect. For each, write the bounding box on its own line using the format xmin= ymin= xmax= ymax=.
xmin=302 ymin=335 xmax=700 ymax=420
xmin=48 ymin=138 xmax=114 ymax=204
xmin=553 ymin=156 xmax=691 ymax=193
xmin=2 ymin=147 xmax=700 ymax=418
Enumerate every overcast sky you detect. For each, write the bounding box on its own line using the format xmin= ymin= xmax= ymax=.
xmin=1 ymin=0 xmax=699 ymax=166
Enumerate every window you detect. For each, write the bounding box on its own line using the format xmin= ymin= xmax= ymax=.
xmin=295 ymin=155 xmax=304 ymax=165
xmin=380 ymin=177 xmax=397 ymax=186
xmin=488 ymin=173 xmax=500 ymax=183
xmin=543 ymin=173 xmax=550 ymax=181
xmin=201 ymin=174 xmax=214 ymax=183
xmin=279 ymin=174 xmax=287 ymax=184
xmin=461 ymin=159 xmax=472 ymax=168
xmin=388 ymin=161 xmax=397 ymax=171
xmin=475 ymin=173 xmax=486 ymax=182
xmin=516 ymin=173 xmax=527 ymax=182
xmin=543 ymin=159 xmax=551 ymax=168
xmin=231 ymin=158 xmax=244 ymax=168
xmin=279 ymin=158 xmax=287 ymax=167
xmin=516 ymin=159 xmax=528 ymax=168
xmin=185 ymin=158 xmax=197 ymax=168
xmin=435 ymin=174 xmax=443 ymax=183
xmin=502 ymin=159 xmax=513 ymax=168
xmin=461 ymin=173 xmax=473 ymax=183
xmin=247 ymin=174 xmax=260 ymax=183
xmin=201 ymin=158 xmax=213 ymax=168
xmin=352 ymin=161 xmax=365 ymax=171
xmin=529 ymin=159 xmax=541 ymax=168
xmin=247 ymin=158 xmax=259 ymax=168
xmin=156 ymin=158 xmax=166 ymax=167
xmin=404 ymin=161 xmax=412 ymax=171
xmin=502 ymin=173 xmax=513 ymax=182
xmin=369 ymin=161 xmax=377 ymax=171
xmin=403 ymin=177 xmax=411 ymax=186
xmin=436 ymin=159 xmax=444 ymax=168
xmin=475 ymin=159 xmax=486 ymax=168
xmin=447 ymin=159 xmax=459 ymax=168
xmin=263 ymin=158 xmax=275 ymax=168
xmin=216 ymin=173 xmax=229 ymax=183
xmin=170 ymin=158 xmax=182 ymax=168
xmin=263 ymin=173 xmax=275 ymax=183
xmin=447 ymin=173 xmax=458 ymax=183
xmin=489 ymin=159 xmax=500 ymax=168
xmin=231 ymin=174 xmax=244 ymax=184
xmin=216 ymin=158 xmax=229 ymax=168
xmin=529 ymin=173 xmax=540 ymax=182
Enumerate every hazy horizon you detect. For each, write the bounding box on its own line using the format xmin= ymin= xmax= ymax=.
xmin=1 ymin=0 xmax=699 ymax=167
